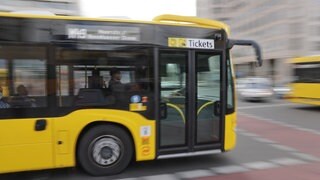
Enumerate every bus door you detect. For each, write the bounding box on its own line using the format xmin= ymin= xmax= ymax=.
xmin=158 ymin=50 xmax=223 ymax=155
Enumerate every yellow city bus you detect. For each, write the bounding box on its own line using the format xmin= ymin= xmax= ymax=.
xmin=288 ymin=55 xmax=320 ymax=105
xmin=0 ymin=12 xmax=262 ymax=176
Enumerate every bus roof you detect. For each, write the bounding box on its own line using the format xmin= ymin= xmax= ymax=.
xmin=290 ymin=55 xmax=320 ymax=64
xmin=0 ymin=12 xmax=230 ymax=34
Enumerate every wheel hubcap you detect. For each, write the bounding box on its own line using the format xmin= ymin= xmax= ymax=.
xmin=100 ymin=147 xmax=113 ymax=159
xmin=91 ymin=136 xmax=122 ymax=166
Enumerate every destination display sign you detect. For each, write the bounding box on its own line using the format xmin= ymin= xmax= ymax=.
xmin=66 ymin=24 xmax=140 ymax=41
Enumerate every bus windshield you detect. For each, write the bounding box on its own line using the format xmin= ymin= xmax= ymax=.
xmin=293 ymin=63 xmax=320 ymax=83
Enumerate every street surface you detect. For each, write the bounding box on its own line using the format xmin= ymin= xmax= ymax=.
xmin=1 ymin=98 xmax=319 ymax=180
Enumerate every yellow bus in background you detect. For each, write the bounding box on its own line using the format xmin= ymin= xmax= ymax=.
xmin=288 ymin=56 xmax=320 ymax=105
xmin=0 ymin=12 xmax=262 ymax=176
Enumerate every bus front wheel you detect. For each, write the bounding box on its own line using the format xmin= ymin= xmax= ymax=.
xmin=77 ymin=124 xmax=133 ymax=176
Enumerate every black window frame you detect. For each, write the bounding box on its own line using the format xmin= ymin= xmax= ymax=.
xmin=226 ymin=51 xmax=235 ymax=114
xmin=194 ymin=50 xmax=225 ymax=148
xmin=158 ymin=49 xmax=189 ymax=149
xmin=0 ymin=42 xmax=52 ymax=119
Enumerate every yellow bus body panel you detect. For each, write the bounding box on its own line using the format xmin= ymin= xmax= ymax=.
xmin=0 ymin=12 xmax=229 ymax=33
xmin=0 ymin=109 xmax=156 ymax=173
xmin=0 ymin=119 xmax=54 ymax=173
xmin=224 ymin=112 xmax=237 ymax=151
xmin=52 ymin=109 xmax=156 ymax=168
xmin=289 ymin=83 xmax=320 ymax=105
xmin=290 ymin=55 xmax=320 ymax=64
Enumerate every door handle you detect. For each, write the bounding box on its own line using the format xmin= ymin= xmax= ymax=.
xmin=160 ymin=102 xmax=167 ymax=119
xmin=214 ymin=101 xmax=221 ymax=116
xmin=35 ymin=119 xmax=47 ymax=131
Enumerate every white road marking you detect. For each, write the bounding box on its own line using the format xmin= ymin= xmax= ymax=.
xmin=240 ymin=132 xmax=260 ymax=137
xmin=238 ymin=112 xmax=320 ymax=136
xmin=243 ymin=161 xmax=279 ymax=170
xmin=253 ymin=137 xmax=276 ymax=144
xmin=304 ymin=129 xmax=320 ymax=135
xmin=142 ymin=174 xmax=179 ymax=180
xmin=238 ymin=103 xmax=294 ymax=110
xmin=282 ymin=124 xmax=300 ymax=128
xmin=236 ymin=128 xmax=246 ymax=133
xmin=271 ymin=158 xmax=306 ymax=166
xmin=291 ymin=152 xmax=320 ymax=162
xmin=270 ymin=120 xmax=289 ymax=126
xmin=119 ymin=156 xmax=317 ymax=180
xmin=295 ymin=127 xmax=317 ymax=132
xmin=176 ymin=170 xmax=215 ymax=179
xmin=270 ymin=144 xmax=298 ymax=152
xmin=211 ymin=165 xmax=249 ymax=174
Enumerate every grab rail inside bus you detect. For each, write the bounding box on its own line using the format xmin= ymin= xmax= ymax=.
xmin=153 ymin=14 xmax=230 ymax=34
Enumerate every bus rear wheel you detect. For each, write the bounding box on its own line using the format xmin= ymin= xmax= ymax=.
xmin=77 ymin=125 xmax=133 ymax=176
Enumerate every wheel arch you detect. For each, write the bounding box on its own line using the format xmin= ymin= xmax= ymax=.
xmin=75 ymin=121 xmax=136 ymax=166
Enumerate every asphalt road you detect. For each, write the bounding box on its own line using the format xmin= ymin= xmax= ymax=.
xmin=238 ymin=98 xmax=320 ymax=132
xmin=1 ymin=98 xmax=319 ymax=180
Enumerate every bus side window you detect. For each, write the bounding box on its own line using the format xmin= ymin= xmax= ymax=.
xmin=74 ymin=88 xmax=114 ymax=106
xmin=11 ymin=59 xmax=47 ymax=108
xmin=0 ymin=59 xmax=9 ymax=108
xmin=0 ymin=46 xmax=47 ymax=109
xmin=88 ymin=76 xmax=104 ymax=89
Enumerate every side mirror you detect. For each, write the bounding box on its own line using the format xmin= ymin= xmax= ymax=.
xmin=227 ymin=39 xmax=262 ymax=67
xmin=160 ymin=102 xmax=167 ymax=119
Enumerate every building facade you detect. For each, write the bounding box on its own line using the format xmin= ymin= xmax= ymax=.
xmin=0 ymin=0 xmax=79 ymax=16
xmin=197 ymin=0 xmax=320 ymax=83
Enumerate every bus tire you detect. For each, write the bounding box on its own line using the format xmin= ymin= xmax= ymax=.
xmin=77 ymin=124 xmax=133 ymax=176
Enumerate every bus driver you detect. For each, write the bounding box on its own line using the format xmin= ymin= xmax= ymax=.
xmin=108 ymin=68 xmax=123 ymax=91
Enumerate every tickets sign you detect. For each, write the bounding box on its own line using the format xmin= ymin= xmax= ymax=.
xmin=168 ymin=37 xmax=214 ymax=49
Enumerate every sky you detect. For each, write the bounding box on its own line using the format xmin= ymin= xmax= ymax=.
xmin=80 ymin=0 xmax=196 ymax=20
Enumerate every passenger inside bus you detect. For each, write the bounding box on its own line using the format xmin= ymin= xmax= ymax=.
xmin=0 ymin=86 xmax=10 ymax=108
xmin=9 ymin=85 xmax=36 ymax=108
xmin=108 ymin=68 xmax=124 ymax=92
xmin=88 ymin=69 xmax=105 ymax=89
